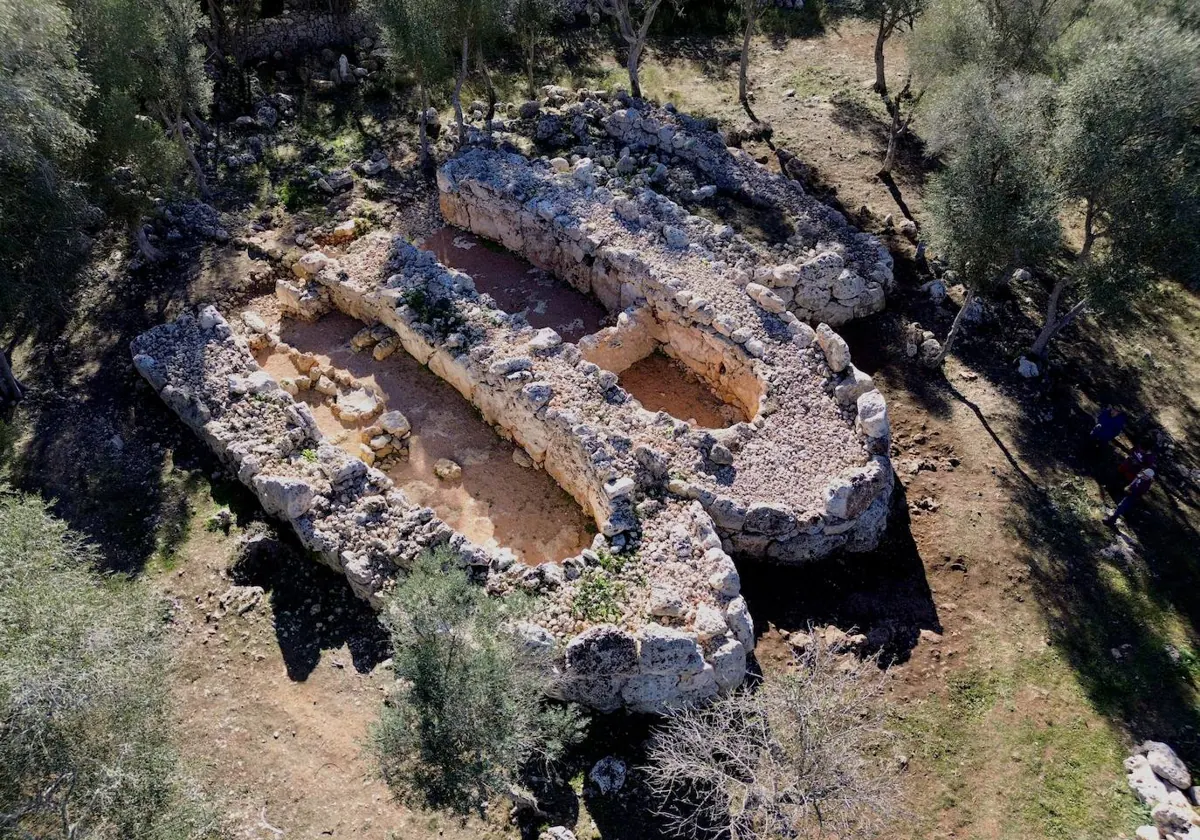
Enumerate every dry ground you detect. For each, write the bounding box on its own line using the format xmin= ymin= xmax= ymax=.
xmin=3 ymin=18 xmax=1199 ymax=840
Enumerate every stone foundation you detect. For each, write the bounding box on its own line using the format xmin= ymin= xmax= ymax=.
xmin=234 ymin=10 xmax=374 ymax=62
xmin=473 ymin=91 xmax=892 ymax=326
xmin=133 ymin=301 xmax=749 ymax=713
xmin=437 ymin=149 xmax=893 ymax=563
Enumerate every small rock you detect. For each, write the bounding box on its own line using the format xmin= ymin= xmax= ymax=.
xmin=434 ymin=458 xmax=462 ymax=481
xmin=379 ymin=409 xmax=410 ymax=437
xmin=589 ymin=756 xmax=627 ymax=794
xmin=1017 ymin=357 xmax=1039 ymax=378
xmin=512 ymin=448 xmax=535 ymax=468
xmin=1143 ymin=741 xmax=1194 ymax=790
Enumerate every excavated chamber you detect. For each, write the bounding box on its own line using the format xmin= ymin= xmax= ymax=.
xmin=437 ymin=147 xmax=894 ymax=564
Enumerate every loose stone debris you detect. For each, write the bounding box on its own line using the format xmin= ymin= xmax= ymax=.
xmin=1124 ymin=741 xmax=1200 ymax=840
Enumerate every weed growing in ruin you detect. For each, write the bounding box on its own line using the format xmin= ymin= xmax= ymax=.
xmin=595 ymin=546 xmax=627 ymax=575
xmin=401 ymin=286 xmax=466 ymax=339
xmin=301 ymin=447 xmax=318 ymax=463
xmin=570 ymin=568 xmax=627 ymax=623
xmin=371 ymin=548 xmax=586 ymax=817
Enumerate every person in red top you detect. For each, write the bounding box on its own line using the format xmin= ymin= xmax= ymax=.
xmin=1104 ymin=468 xmax=1155 ymax=526
xmin=1118 ymin=446 xmax=1158 ymax=483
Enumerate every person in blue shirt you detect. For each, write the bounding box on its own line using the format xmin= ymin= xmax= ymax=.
xmin=1090 ymin=405 xmax=1126 ymax=445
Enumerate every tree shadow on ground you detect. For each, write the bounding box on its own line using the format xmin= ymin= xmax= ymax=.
xmin=881 ymin=252 xmax=1200 ymax=763
xmin=229 ymin=526 xmax=390 ymax=681
xmin=828 ymin=91 xmax=931 ymax=214
xmin=520 ymin=713 xmax=678 ymax=840
xmin=738 ymin=479 xmax=941 ymax=666
xmin=6 ymin=242 xmax=239 ymax=575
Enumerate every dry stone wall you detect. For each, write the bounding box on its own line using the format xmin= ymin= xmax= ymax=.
xmin=236 ymin=11 xmax=374 ymax=62
xmin=476 ymin=91 xmax=892 ymax=326
xmin=438 ymin=149 xmax=893 ymax=563
xmin=133 ymin=303 xmax=749 ymax=714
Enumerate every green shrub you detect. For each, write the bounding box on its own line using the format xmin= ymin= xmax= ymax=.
xmin=370 ymin=549 xmax=586 ymax=816
xmin=0 ymin=488 xmax=224 ymax=839
xmin=569 ymin=568 xmax=627 ymax=623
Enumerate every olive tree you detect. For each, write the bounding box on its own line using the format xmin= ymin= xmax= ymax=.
xmin=367 ymin=0 xmax=454 ymax=167
xmin=0 ymin=0 xmax=94 ymax=351
xmin=67 ymin=0 xmax=191 ymax=261
xmin=1029 ymin=21 xmax=1200 ymax=356
xmin=590 ymin=0 xmax=678 ymax=99
xmin=0 ymin=489 xmax=224 ymax=839
xmin=736 ymin=0 xmax=804 ymax=114
xmin=505 ymin=0 xmax=567 ymax=99
xmin=646 ymin=636 xmax=902 ymax=840
xmin=370 ymin=550 xmax=586 ymax=817
xmin=149 ymin=0 xmax=214 ymax=198
xmin=447 ymin=0 xmax=504 ymax=145
xmin=923 ymin=70 xmax=1061 ymax=365
xmin=829 ymin=0 xmax=923 ymax=96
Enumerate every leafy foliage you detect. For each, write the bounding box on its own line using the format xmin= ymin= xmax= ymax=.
xmin=924 ymin=69 xmax=1061 ymax=293
xmin=569 ymin=568 xmax=627 ymax=622
xmin=371 ymin=549 xmax=586 ymax=816
xmin=0 ymin=489 xmax=223 ymax=839
xmin=0 ymin=0 xmax=95 ymax=321
xmin=1052 ymin=20 xmax=1200 ymax=309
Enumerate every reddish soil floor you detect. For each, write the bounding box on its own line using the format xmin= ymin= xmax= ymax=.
xmin=617 ymin=350 xmax=742 ymax=428
xmin=257 ymin=310 xmax=595 ymax=566
xmin=420 ymin=227 xmax=609 ymax=343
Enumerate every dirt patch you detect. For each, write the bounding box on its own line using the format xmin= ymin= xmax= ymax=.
xmin=420 ymin=227 xmax=609 ymax=343
xmin=258 ymin=309 xmax=595 ymax=566
xmin=618 ymin=350 xmax=742 ymax=429
xmin=161 ymin=507 xmax=506 ymax=840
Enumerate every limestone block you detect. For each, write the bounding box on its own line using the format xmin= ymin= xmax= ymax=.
xmin=252 ymin=475 xmax=314 ymax=520
xmin=815 ymin=323 xmax=851 ymax=373
xmin=710 ymin=637 xmax=747 ymax=691
xmin=743 ymin=503 xmax=797 ymax=536
xmin=834 ymin=364 xmax=875 ymax=405
xmin=565 ymin=625 xmax=639 ymax=677
xmin=637 ymin=624 xmax=705 ymax=676
xmin=856 ymin=389 xmax=890 ymax=439
xmin=724 ymin=596 xmax=754 ymax=649
xmin=621 ymin=673 xmax=680 ymax=712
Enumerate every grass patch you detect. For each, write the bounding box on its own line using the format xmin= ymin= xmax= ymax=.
xmin=895 ymin=642 xmax=1145 ymax=840
xmin=570 ymin=569 xmax=627 ymax=623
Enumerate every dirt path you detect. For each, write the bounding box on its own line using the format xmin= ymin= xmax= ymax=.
xmin=162 ymin=513 xmax=507 ymax=840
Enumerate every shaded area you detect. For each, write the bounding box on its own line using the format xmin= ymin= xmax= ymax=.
xmin=618 ymin=350 xmax=741 ymax=429
xmin=518 ymin=712 xmax=678 ymax=840
xmin=273 ymin=312 xmax=596 ymax=565
xmin=421 ymin=227 xmax=608 ymax=343
xmin=3 ymin=233 xmax=277 ymax=574
xmin=737 ymin=482 xmax=941 ymax=666
xmin=863 ymin=244 xmax=1200 ymax=766
xmin=229 ymin=525 xmax=390 ymax=681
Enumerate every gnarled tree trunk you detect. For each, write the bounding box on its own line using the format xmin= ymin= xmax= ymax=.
xmin=0 ymin=350 xmax=25 ymax=406
xmin=874 ymin=11 xmax=889 ymax=95
xmin=1030 ymin=200 xmax=1097 ymax=357
xmin=626 ymin=41 xmax=644 ymax=98
xmin=738 ymin=2 xmax=756 ymax=107
xmin=453 ymin=35 xmax=469 ymax=146
xmin=933 ymin=289 xmax=976 ymax=367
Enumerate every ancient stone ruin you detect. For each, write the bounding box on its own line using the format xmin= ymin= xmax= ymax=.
xmin=133 ymin=101 xmax=894 ymax=713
